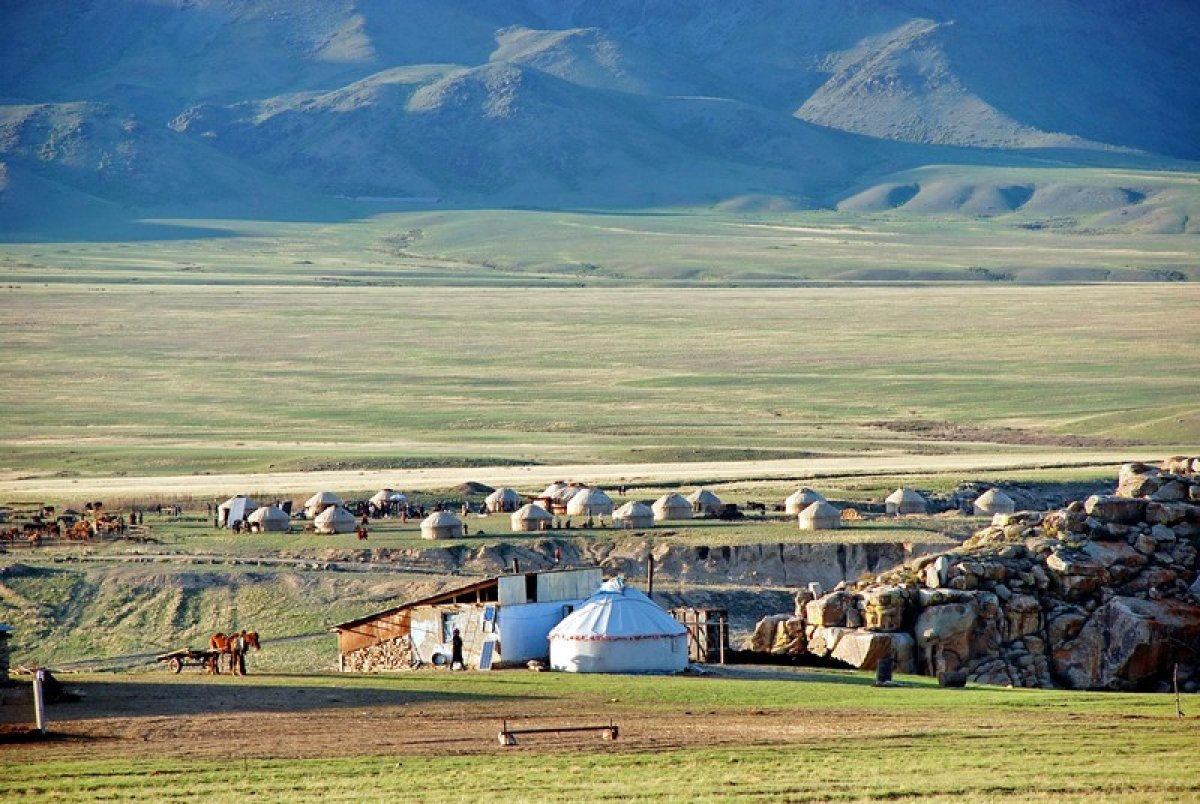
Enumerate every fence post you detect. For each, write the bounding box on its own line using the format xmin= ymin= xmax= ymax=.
xmin=33 ymin=669 xmax=46 ymax=734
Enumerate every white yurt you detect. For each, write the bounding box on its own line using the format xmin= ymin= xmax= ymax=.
xmin=548 ymin=577 xmax=688 ymax=674
xmin=511 ymin=503 xmax=554 ymax=532
xmin=785 ymin=488 xmax=827 ymax=515
xmin=566 ymin=487 xmax=614 ymax=517
xmin=652 ymin=493 xmax=693 ymax=521
xmin=485 ymin=487 xmax=524 ymax=513
xmin=885 ymin=487 xmax=928 ymax=515
xmin=556 ymin=484 xmax=585 ymax=503
xmin=421 ymin=510 xmax=463 ymax=540
xmin=613 ymin=501 xmax=654 ymax=529
xmin=973 ymin=488 xmax=1016 ymax=516
xmin=217 ymin=495 xmax=258 ymax=528
xmin=246 ymin=505 xmax=290 ymax=532
xmin=797 ymin=500 xmax=842 ymax=530
xmin=304 ymin=491 xmax=343 ymax=518
xmin=314 ymin=505 xmax=356 ymax=534
xmin=688 ymin=488 xmax=722 ymax=515
xmin=541 ymin=481 xmax=568 ymax=499
xmin=369 ymin=489 xmax=395 ymax=508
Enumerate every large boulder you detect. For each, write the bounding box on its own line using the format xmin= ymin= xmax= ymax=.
xmin=806 ymin=591 xmax=853 ymax=627
xmin=862 ymin=587 xmax=907 ymax=631
xmin=1005 ymin=594 xmax=1042 ymax=640
xmin=1052 ymin=597 xmax=1200 ymax=690
xmin=829 ymin=630 xmax=913 ymax=672
xmin=1084 ymin=495 xmax=1148 ymax=524
xmin=915 ymin=601 xmax=977 ymax=673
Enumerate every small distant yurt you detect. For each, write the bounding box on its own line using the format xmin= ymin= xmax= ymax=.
xmin=652 ymin=493 xmax=692 ymax=521
xmin=421 ymin=511 xmax=463 ymax=540
xmin=541 ymin=481 xmax=568 ymax=499
xmin=688 ymin=488 xmax=722 ymax=515
xmin=974 ymin=488 xmax=1016 ymax=516
xmin=485 ymin=487 xmax=524 ymax=513
xmin=566 ymin=487 xmax=614 ymax=517
xmin=304 ymin=491 xmax=343 ymax=518
xmin=511 ymin=503 xmax=554 ymax=532
xmin=885 ymin=487 xmax=928 ymax=515
xmin=548 ymin=577 xmax=688 ymax=674
xmin=314 ymin=505 xmax=356 ymax=534
xmin=218 ymin=495 xmax=258 ymax=528
xmin=785 ymin=488 xmax=827 ymax=515
xmin=797 ymin=500 xmax=842 ymax=530
xmin=613 ymin=501 xmax=654 ymax=529
xmin=247 ymin=505 xmax=290 ymax=532
xmin=369 ymin=489 xmax=395 ymax=508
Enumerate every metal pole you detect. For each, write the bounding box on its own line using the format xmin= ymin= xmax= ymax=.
xmin=33 ymin=669 xmax=46 ymax=734
xmin=647 ymin=555 xmax=655 ymax=597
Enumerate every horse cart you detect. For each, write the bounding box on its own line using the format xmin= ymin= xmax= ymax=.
xmin=156 ymin=647 xmax=220 ymax=674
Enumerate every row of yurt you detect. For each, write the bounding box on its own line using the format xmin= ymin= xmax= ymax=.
xmin=652 ymin=493 xmax=692 ymax=521
xmin=797 ymin=500 xmax=841 ymax=530
xmin=549 ymin=577 xmax=688 ymax=674
xmin=613 ymin=501 xmax=654 ymax=529
xmin=785 ymin=488 xmax=826 ymax=515
xmin=218 ymin=495 xmax=258 ymax=528
xmin=421 ymin=511 xmax=463 ymax=539
xmin=485 ymin=487 xmax=524 ymax=513
xmin=315 ymin=505 xmax=357 ymax=534
xmin=511 ymin=503 xmax=554 ymax=532
xmin=567 ymin=487 xmax=613 ymax=517
xmin=688 ymin=488 xmax=722 ymax=515
xmin=885 ymin=487 xmax=927 ymax=515
xmin=974 ymin=488 xmax=1016 ymax=516
xmin=305 ymin=491 xmax=342 ymax=519
xmin=247 ymin=505 xmax=290 ymax=532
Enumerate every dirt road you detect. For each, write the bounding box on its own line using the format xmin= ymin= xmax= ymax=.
xmin=0 ymin=451 xmax=1152 ymax=499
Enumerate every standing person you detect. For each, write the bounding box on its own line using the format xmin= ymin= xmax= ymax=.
xmin=451 ymin=628 xmax=465 ymax=671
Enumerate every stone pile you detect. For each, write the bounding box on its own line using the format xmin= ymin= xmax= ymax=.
xmin=748 ymin=458 xmax=1200 ymax=691
xmin=341 ymin=636 xmax=414 ymax=672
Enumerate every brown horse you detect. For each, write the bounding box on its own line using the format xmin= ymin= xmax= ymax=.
xmin=208 ymin=631 xmax=261 ymax=675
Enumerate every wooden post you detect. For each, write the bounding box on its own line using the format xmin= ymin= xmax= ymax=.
xmin=718 ymin=615 xmax=727 ymax=665
xmin=33 ymin=669 xmax=46 ymax=734
xmin=646 ymin=555 xmax=655 ymax=598
xmin=1175 ymin=663 xmax=1185 ymax=719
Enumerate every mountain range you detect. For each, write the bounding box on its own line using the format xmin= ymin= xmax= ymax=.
xmin=2 ymin=0 xmax=1198 ymax=234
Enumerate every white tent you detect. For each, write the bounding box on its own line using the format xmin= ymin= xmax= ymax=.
xmin=885 ymin=488 xmax=927 ymax=515
xmin=613 ymin=501 xmax=654 ymax=529
xmin=511 ymin=503 xmax=554 ymax=532
xmin=247 ymin=505 xmax=290 ymax=532
xmin=555 ymin=484 xmax=584 ymax=503
xmin=485 ymin=487 xmax=524 ymax=513
xmin=369 ymin=489 xmax=396 ymax=508
xmin=218 ymin=495 xmax=258 ymax=528
xmin=688 ymin=488 xmax=722 ymax=515
xmin=314 ymin=505 xmax=357 ymax=534
xmin=421 ymin=511 xmax=463 ymax=540
xmin=549 ymin=577 xmax=688 ymax=674
xmin=797 ymin=500 xmax=842 ymax=530
xmin=974 ymin=488 xmax=1016 ymax=516
xmin=566 ymin=487 xmax=613 ymax=517
xmin=652 ymin=493 xmax=693 ymax=521
xmin=541 ymin=481 xmax=568 ymax=499
xmin=304 ymin=491 xmax=343 ymax=518
xmin=785 ymin=488 xmax=827 ymax=515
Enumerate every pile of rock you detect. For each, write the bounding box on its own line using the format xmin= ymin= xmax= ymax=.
xmin=341 ymin=636 xmax=414 ymax=672
xmin=748 ymin=458 xmax=1200 ymax=691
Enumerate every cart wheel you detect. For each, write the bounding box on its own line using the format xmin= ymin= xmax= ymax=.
xmin=169 ymin=657 xmax=183 ymax=674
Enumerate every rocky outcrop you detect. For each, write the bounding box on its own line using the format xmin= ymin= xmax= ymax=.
xmin=748 ymin=458 xmax=1200 ymax=691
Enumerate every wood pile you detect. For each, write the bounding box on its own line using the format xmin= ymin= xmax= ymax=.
xmin=342 ymin=636 xmax=413 ymax=672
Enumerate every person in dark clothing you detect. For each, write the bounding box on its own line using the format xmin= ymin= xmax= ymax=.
xmin=451 ymin=628 xmax=465 ymax=670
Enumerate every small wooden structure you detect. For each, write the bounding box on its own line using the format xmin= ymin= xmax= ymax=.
xmin=498 ymin=718 xmax=618 ymax=746
xmin=669 ymin=607 xmax=729 ymax=664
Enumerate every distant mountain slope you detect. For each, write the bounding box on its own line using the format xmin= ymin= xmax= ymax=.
xmin=1 ymin=0 xmax=1198 ymax=228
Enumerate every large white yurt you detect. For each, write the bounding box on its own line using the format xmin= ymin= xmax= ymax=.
xmin=511 ymin=503 xmax=553 ymax=532
xmin=613 ymin=501 xmax=654 ymax=529
xmin=485 ymin=487 xmax=524 ymax=513
xmin=785 ymin=488 xmax=827 ymax=515
xmin=688 ymin=488 xmax=722 ymax=515
xmin=314 ymin=505 xmax=357 ymax=534
xmin=973 ymin=488 xmax=1016 ymax=516
xmin=652 ymin=493 xmax=693 ymax=521
xmin=797 ymin=500 xmax=842 ymax=530
xmin=566 ymin=487 xmax=614 ymax=517
xmin=885 ymin=488 xmax=928 ymax=515
xmin=247 ymin=505 xmax=290 ymax=532
xmin=217 ymin=495 xmax=258 ymax=528
xmin=421 ymin=511 xmax=463 ymax=540
xmin=548 ymin=577 xmax=688 ymax=674
xmin=304 ymin=491 xmax=343 ymax=518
